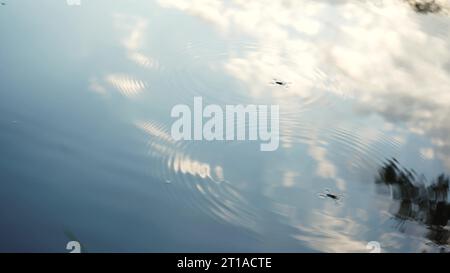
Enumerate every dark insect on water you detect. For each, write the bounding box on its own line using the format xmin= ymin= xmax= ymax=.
xmin=270 ymin=78 xmax=291 ymax=87
xmin=325 ymin=193 xmax=338 ymax=199
xmin=318 ymin=189 xmax=344 ymax=204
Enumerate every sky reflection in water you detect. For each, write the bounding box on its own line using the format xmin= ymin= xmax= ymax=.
xmin=0 ymin=0 xmax=449 ymax=252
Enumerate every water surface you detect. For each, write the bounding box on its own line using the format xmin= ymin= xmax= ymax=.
xmin=1 ymin=0 xmax=450 ymax=252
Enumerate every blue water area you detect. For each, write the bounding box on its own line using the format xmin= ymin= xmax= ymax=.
xmin=0 ymin=0 xmax=449 ymax=252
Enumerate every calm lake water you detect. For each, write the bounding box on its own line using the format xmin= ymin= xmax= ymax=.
xmin=1 ymin=0 xmax=449 ymax=253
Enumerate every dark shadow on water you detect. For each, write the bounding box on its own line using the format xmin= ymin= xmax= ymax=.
xmin=376 ymin=159 xmax=449 ymax=248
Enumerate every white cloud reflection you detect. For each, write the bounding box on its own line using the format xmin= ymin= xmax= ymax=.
xmin=294 ymin=209 xmax=369 ymax=253
xmin=157 ymin=0 xmax=450 ymax=252
xmin=158 ymin=0 xmax=450 ymax=171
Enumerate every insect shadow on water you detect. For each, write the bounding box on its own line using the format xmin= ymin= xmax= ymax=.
xmin=270 ymin=78 xmax=291 ymax=88
xmin=318 ymin=189 xmax=344 ymax=205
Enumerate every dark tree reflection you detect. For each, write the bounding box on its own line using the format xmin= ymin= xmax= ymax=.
xmin=376 ymin=159 xmax=450 ymax=248
xmin=404 ymin=0 xmax=443 ymax=14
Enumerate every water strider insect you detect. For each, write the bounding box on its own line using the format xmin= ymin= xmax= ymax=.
xmin=318 ymin=189 xmax=344 ymax=204
xmin=270 ymin=78 xmax=291 ymax=88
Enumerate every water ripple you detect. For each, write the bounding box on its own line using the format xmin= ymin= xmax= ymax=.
xmin=135 ymin=119 xmax=259 ymax=231
xmin=106 ymin=74 xmax=148 ymax=98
